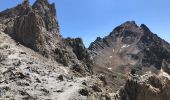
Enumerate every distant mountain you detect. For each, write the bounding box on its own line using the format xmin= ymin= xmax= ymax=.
xmin=89 ymin=21 xmax=170 ymax=75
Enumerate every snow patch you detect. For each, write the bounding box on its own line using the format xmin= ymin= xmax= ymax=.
xmin=108 ymin=68 xmax=112 ymax=70
xmin=121 ymin=44 xmax=130 ymax=49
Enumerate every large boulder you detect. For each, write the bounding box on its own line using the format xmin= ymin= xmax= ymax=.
xmin=115 ymin=72 xmax=170 ymax=100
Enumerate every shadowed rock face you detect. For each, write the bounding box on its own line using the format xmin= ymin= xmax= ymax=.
xmin=89 ymin=21 xmax=170 ymax=74
xmin=64 ymin=38 xmax=94 ymax=73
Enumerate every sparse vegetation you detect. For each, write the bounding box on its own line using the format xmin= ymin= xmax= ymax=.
xmin=115 ymin=72 xmax=127 ymax=80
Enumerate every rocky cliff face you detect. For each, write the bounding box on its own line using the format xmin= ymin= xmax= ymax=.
xmin=32 ymin=0 xmax=60 ymax=37
xmin=13 ymin=0 xmax=60 ymax=55
xmin=0 ymin=0 xmax=60 ymax=54
xmin=0 ymin=0 xmax=93 ymax=75
xmin=64 ymin=38 xmax=94 ymax=73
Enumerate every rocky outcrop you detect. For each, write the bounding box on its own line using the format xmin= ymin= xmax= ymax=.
xmin=53 ymin=38 xmax=94 ymax=75
xmin=115 ymin=71 xmax=170 ymax=100
xmin=32 ymin=0 xmax=60 ymax=38
xmin=0 ymin=0 xmax=60 ymax=55
xmin=54 ymin=43 xmax=87 ymax=75
xmin=64 ymin=38 xmax=94 ymax=73
xmin=13 ymin=0 xmax=60 ymax=56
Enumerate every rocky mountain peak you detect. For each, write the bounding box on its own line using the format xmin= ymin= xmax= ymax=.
xmin=113 ymin=21 xmax=138 ymax=33
xmin=33 ymin=0 xmax=56 ymax=16
xmin=90 ymin=21 xmax=170 ymax=75
xmin=10 ymin=0 xmax=61 ymax=56
xmin=32 ymin=0 xmax=59 ymax=35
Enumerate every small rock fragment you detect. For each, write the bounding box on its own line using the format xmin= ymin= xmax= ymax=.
xmin=98 ymin=74 xmax=107 ymax=85
xmin=91 ymin=84 xmax=102 ymax=92
xmin=58 ymin=75 xmax=64 ymax=81
xmin=13 ymin=59 xmax=21 ymax=66
xmin=79 ymin=88 xmax=89 ymax=96
xmin=82 ymin=81 xmax=87 ymax=86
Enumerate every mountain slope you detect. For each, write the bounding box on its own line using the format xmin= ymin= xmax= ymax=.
xmin=0 ymin=31 xmax=84 ymax=99
xmin=0 ymin=30 xmax=114 ymax=100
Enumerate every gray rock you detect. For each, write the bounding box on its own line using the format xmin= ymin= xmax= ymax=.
xmin=79 ymin=88 xmax=89 ymax=96
xmin=91 ymin=84 xmax=102 ymax=92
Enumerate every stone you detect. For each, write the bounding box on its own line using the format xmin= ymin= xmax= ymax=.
xmin=57 ymin=75 xmax=64 ymax=81
xmin=71 ymin=64 xmax=85 ymax=75
xmin=55 ymin=89 xmax=64 ymax=93
xmin=36 ymin=78 xmax=41 ymax=83
xmin=40 ymin=88 xmax=49 ymax=95
xmin=98 ymin=74 xmax=107 ymax=85
xmin=0 ymin=88 xmax=5 ymax=97
xmin=79 ymin=88 xmax=89 ymax=96
xmin=117 ymin=72 xmax=170 ymax=100
xmin=82 ymin=81 xmax=87 ymax=86
xmin=91 ymin=84 xmax=102 ymax=92
xmin=12 ymin=59 xmax=21 ymax=66
xmin=101 ymin=94 xmax=111 ymax=100
xmin=0 ymin=53 xmax=6 ymax=62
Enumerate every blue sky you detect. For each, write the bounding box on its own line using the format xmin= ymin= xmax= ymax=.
xmin=0 ymin=0 xmax=170 ymax=47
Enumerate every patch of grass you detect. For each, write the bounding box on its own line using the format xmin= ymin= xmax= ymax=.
xmin=112 ymin=71 xmax=127 ymax=80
